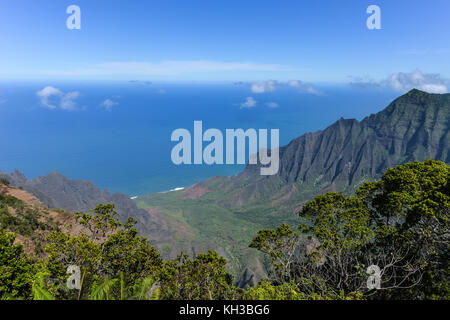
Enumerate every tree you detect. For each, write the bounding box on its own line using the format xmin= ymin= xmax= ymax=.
xmin=42 ymin=204 xmax=162 ymax=300
xmin=97 ymin=229 xmax=162 ymax=292
xmin=251 ymin=194 xmax=374 ymax=297
xmin=0 ymin=229 xmax=34 ymax=299
xmin=357 ymin=159 xmax=449 ymax=299
xmin=250 ymin=160 xmax=450 ymax=299
xmin=158 ymin=250 xmax=241 ymax=300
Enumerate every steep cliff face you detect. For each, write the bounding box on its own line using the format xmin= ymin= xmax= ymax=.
xmin=198 ymin=89 xmax=450 ymax=213
xmin=282 ymin=88 xmax=450 ymax=186
xmin=295 ymin=89 xmax=448 ymax=179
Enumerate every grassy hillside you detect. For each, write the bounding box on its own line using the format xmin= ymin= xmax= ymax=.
xmin=135 ymin=189 xmax=290 ymax=283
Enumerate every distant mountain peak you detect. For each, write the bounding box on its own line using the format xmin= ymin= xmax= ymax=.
xmin=206 ymin=90 xmax=450 ymax=210
xmin=395 ymin=88 xmax=449 ymax=104
xmin=406 ymin=88 xmax=427 ymax=95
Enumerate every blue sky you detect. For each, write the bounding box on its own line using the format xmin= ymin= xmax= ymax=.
xmin=0 ymin=0 xmax=449 ymax=84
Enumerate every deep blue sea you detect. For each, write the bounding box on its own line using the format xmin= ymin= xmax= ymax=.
xmin=0 ymin=81 xmax=399 ymax=196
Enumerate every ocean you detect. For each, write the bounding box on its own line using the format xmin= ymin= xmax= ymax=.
xmin=0 ymin=81 xmax=398 ymax=196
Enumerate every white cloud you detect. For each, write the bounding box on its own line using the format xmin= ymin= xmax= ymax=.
xmin=265 ymin=102 xmax=279 ymax=108
xmin=100 ymin=98 xmax=119 ymax=111
xmin=240 ymin=97 xmax=257 ymax=109
xmin=36 ymin=86 xmax=81 ymax=110
xmin=386 ymin=70 xmax=447 ymax=94
xmin=286 ymin=80 xmax=322 ymax=95
xmin=45 ymin=60 xmax=288 ymax=77
xmin=60 ymin=91 xmax=81 ymax=110
xmin=249 ymin=80 xmax=321 ymax=95
xmin=251 ymin=80 xmax=278 ymax=93
xmin=350 ymin=70 xmax=448 ymax=94
xmin=36 ymin=86 xmax=63 ymax=109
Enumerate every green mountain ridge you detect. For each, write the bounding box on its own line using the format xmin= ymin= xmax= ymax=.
xmin=136 ymin=89 xmax=450 ymax=284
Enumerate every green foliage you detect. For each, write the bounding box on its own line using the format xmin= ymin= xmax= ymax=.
xmin=0 ymin=178 xmax=10 ymax=186
xmin=243 ymin=280 xmax=362 ymax=300
xmin=357 ymin=159 xmax=450 ymax=299
xmin=2 ymin=203 xmax=240 ymax=300
xmin=0 ymin=192 xmax=25 ymax=208
xmin=88 ymin=276 xmax=118 ymax=300
xmin=88 ymin=273 xmax=159 ymax=300
xmin=0 ymin=229 xmax=33 ymax=299
xmin=100 ymin=230 xmax=162 ymax=283
xmin=0 ymin=193 xmax=56 ymax=239
xmin=300 ymin=193 xmax=374 ymax=250
xmin=251 ymin=160 xmax=450 ymax=299
xmin=158 ymin=250 xmax=242 ymax=300
xmin=74 ymin=203 xmax=137 ymax=239
xmin=1 ymin=160 xmax=447 ymax=300
xmin=243 ymin=280 xmax=306 ymax=300
xmin=31 ymin=273 xmax=56 ymax=300
xmin=42 ymin=204 xmax=162 ymax=300
xmin=131 ymin=276 xmax=158 ymax=300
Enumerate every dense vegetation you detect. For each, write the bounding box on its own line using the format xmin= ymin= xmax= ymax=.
xmin=0 ymin=160 xmax=448 ymax=300
xmin=250 ymin=159 xmax=449 ymax=299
